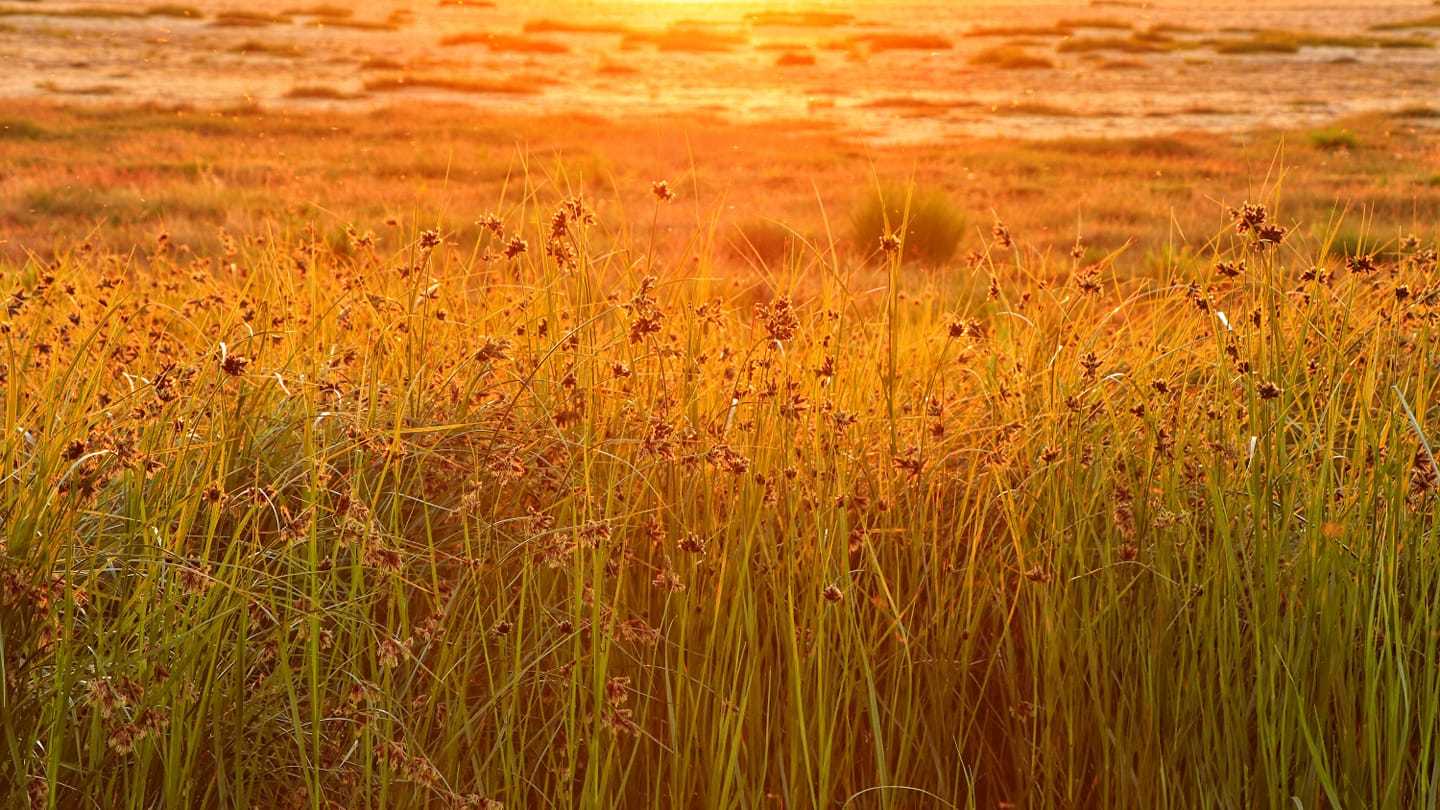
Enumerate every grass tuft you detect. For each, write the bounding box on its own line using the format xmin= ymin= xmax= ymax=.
xmin=440 ymin=31 xmax=570 ymax=52
xmin=970 ymin=45 xmax=1055 ymax=68
xmin=851 ymin=184 xmax=966 ymax=265
xmin=1308 ymin=126 xmax=1359 ymax=150
xmin=363 ymin=74 xmax=546 ymax=95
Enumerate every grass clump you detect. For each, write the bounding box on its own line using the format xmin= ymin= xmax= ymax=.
xmin=1308 ymin=126 xmax=1359 ymax=150
xmin=0 ymin=117 xmax=53 ymax=140
xmin=1149 ymin=23 xmax=1204 ymax=35
xmin=1394 ymin=105 xmax=1440 ymax=119
xmin=284 ymin=84 xmax=364 ymax=100
xmin=18 ymin=183 xmax=222 ymax=222
xmin=34 ymin=80 xmax=120 ymax=95
xmin=144 ymin=4 xmax=202 ymax=18
xmin=0 ymin=5 xmax=145 ymax=18
xmin=312 ymin=17 xmax=401 ymax=31
xmin=851 ymin=184 xmax=965 ymax=265
xmin=229 ymin=39 xmax=304 ymax=57
xmin=1058 ymin=35 xmax=1177 ymax=54
xmin=966 ymin=24 xmax=1071 ymax=37
xmin=621 ymin=26 xmax=747 ymax=52
xmin=282 ymin=4 xmax=352 ymax=17
xmin=595 ymin=57 xmax=639 ymax=76
xmin=363 ymin=74 xmax=544 ymax=95
xmin=1214 ymin=30 xmax=1433 ymax=53
xmin=1055 ymin=16 xmax=1135 ymax=30
xmin=1213 ymin=36 xmax=1299 ymax=54
xmin=744 ymin=11 xmax=855 ymax=28
xmin=969 ymin=45 xmax=1055 ymax=69
xmin=523 ymin=18 xmax=632 ymax=35
xmin=359 ymin=55 xmax=405 ymax=70
xmin=210 ymin=10 xmax=291 ymax=27
xmin=440 ymin=31 xmax=570 ymax=52
xmin=848 ymin=32 xmax=953 ymax=51
xmin=858 ymin=95 xmax=972 ymax=110
xmin=1371 ymin=14 xmax=1440 ymax=31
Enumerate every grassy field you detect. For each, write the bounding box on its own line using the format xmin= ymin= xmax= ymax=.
xmin=4 ymin=102 xmax=1440 ymax=808
xmin=3 ymin=102 xmax=1439 ymax=264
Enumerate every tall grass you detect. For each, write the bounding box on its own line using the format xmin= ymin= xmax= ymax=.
xmin=3 ymin=181 xmax=1440 ymax=809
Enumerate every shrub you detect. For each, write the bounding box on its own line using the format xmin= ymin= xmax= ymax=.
xmin=0 ymin=118 xmax=52 ymax=140
xmin=1308 ymin=127 xmax=1358 ymax=151
xmin=969 ymin=45 xmax=1055 ymax=69
xmin=851 ymin=185 xmax=965 ymax=266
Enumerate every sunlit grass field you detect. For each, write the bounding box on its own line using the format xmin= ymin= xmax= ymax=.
xmin=4 ymin=102 xmax=1440 ymax=808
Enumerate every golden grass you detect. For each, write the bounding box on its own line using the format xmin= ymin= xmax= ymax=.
xmin=4 ymin=125 xmax=1440 ymax=808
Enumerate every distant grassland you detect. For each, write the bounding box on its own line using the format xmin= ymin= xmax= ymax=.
xmin=1 ymin=102 xmax=1438 ymax=268
xmin=3 ymin=101 xmax=1440 ymax=808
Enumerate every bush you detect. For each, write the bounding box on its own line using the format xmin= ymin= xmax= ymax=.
xmin=851 ymin=185 xmax=965 ymax=266
xmin=1308 ymin=127 xmax=1359 ymax=151
xmin=969 ymin=45 xmax=1056 ymax=68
